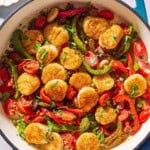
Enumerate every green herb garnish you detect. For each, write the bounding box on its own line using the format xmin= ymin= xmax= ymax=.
xmin=16 ymin=120 xmax=27 ymax=139
xmin=70 ymin=42 xmax=77 ymax=49
xmin=119 ymin=76 xmax=124 ymax=82
xmin=51 ymin=80 xmax=59 ymax=90
xmin=21 ymin=34 xmax=29 ymax=40
xmin=34 ymin=43 xmax=41 ymax=50
xmin=40 ymin=48 xmax=47 ymax=59
xmin=65 ymin=25 xmax=75 ymax=34
xmin=97 ymin=131 xmax=105 ymax=143
xmin=96 ymin=52 xmax=103 ymax=58
xmin=113 ymin=35 xmax=118 ymax=41
xmin=137 ymin=99 xmax=145 ymax=108
xmin=134 ymin=62 xmax=140 ymax=72
xmin=130 ymin=84 xmax=138 ymax=97
xmin=97 ymin=108 xmax=104 ymax=116
xmin=61 ymin=52 xmax=68 ymax=62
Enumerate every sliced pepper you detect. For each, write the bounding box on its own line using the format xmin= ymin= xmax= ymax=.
xmin=117 ymin=25 xmax=134 ymax=58
xmin=113 ymin=94 xmax=140 ymax=134
xmin=4 ymin=56 xmax=20 ymax=99
xmin=82 ymin=57 xmax=111 ymax=75
xmin=72 ymin=15 xmax=87 ymax=54
xmin=12 ymin=30 xmax=33 ymax=59
xmin=126 ymin=52 xmax=135 ymax=75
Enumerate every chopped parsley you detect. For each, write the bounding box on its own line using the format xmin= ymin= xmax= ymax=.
xmin=97 ymin=131 xmax=105 ymax=143
xmin=61 ymin=52 xmax=68 ymax=62
xmin=119 ymin=76 xmax=124 ymax=82
xmin=137 ymin=99 xmax=145 ymax=108
xmin=96 ymin=52 xmax=103 ymax=58
xmin=65 ymin=25 xmax=75 ymax=34
xmin=34 ymin=43 xmax=41 ymax=50
xmin=40 ymin=48 xmax=47 ymax=59
xmin=69 ymin=41 xmax=77 ymax=49
xmin=113 ymin=35 xmax=118 ymax=41
xmin=16 ymin=120 xmax=27 ymax=139
xmin=130 ymin=84 xmax=138 ymax=97
xmin=51 ymin=80 xmax=59 ymax=90
xmin=134 ymin=62 xmax=140 ymax=72
xmin=97 ymin=108 xmax=104 ymax=116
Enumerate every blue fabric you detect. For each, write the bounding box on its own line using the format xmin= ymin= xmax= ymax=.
xmin=133 ymin=1 xmax=149 ymax=149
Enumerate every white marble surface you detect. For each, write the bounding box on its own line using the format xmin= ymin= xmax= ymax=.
xmin=0 ymin=0 xmax=150 ymax=150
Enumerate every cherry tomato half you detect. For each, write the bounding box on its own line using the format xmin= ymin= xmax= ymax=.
xmin=85 ymin=51 xmax=99 ymax=68
xmin=61 ymin=133 xmax=76 ymax=150
xmin=118 ymin=109 xmax=130 ymax=121
xmin=3 ymin=98 xmax=18 ymax=117
xmin=17 ymin=97 xmax=33 ymax=114
xmin=23 ymin=60 xmax=40 ymax=74
xmin=139 ymin=110 xmax=149 ymax=123
xmin=34 ymin=15 xmax=47 ymax=30
xmin=133 ymin=40 xmax=147 ymax=57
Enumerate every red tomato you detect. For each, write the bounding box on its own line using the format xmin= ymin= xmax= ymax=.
xmin=139 ymin=110 xmax=149 ymax=123
xmin=85 ymin=51 xmax=99 ymax=68
xmin=61 ymin=133 xmax=76 ymax=150
xmin=40 ymin=88 xmax=51 ymax=103
xmin=133 ymin=40 xmax=147 ymax=57
xmin=23 ymin=60 xmax=40 ymax=74
xmin=34 ymin=15 xmax=47 ymax=30
xmin=99 ymin=10 xmax=114 ymax=20
xmin=66 ymin=86 xmax=77 ymax=100
xmin=17 ymin=97 xmax=33 ymax=114
xmin=118 ymin=110 xmax=130 ymax=121
xmin=3 ymin=98 xmax=18 ymax=117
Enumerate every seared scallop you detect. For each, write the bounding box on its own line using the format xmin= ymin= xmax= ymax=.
xmin=38 ymin=132 xmax=64 ymax=150
xmin=36 ymin=44 xmax=58 ymax=66
xmin=99 ymin=24 xmax=124 ymax=50
xmin=24 ymin=123 xmax=48 ymax=144
xmin=124 ymin=74 xmax=147 ymax=97
xmin=76 ymin=133 xmax=100 ymax=150
xmin=41 ymin=63 xmax=67 ymax=84
xmin=60 ymin=47 xmax=82 ymax=70
xmin=95 ymin=107 xmax=117 ymax=125
xmin=69 ymin=72 xmax=92 ymax=90
xmin=21 ymin=30 xmax=44 ymax=54
xmin=75 ymin=87 xmax=99 ymax=112
xmin=17 ymin=73 xmax=40 ymax=96
xmin=93 ymin=74 xmax=114 ymax=94
xmin=44 ymin=79 xmax=68 ymax=101
xmin=44 ymin=24 xmax=69 ymax=47
xmin=83 ymin=16 xmax=109 ymax=40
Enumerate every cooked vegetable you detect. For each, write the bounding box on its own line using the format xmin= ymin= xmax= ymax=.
xmin=12 ymin=30 xmax=33 ymax=59
xmin=72 ymin=15 xmax=87 ymax=54
xmin=116 ymin=25 xmax=134 ymax=58
xmin=47 ymin=7 xmax=59 ymax=23
xmin=4 ymin=56 xmax=20 ymax=99
xmin=82 ymin=57 xmax=111 ymax=75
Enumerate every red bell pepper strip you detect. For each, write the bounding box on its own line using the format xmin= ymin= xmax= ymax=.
xmin=126 ymin=52 xmax=135 ymax=75
xmin=41 ymin=108 xmax=61 ymax=124
xmin=58 ymin=7 xmax=87 ymax=18
xmin=31 ymin=116 xmax=45 ymax=123
xmin=63 ymin=108 xmax=84 ymax=115
xmin=66 ymin=86 xmax=77 ymax=101
xmin=99 ymin=92 xmax=112 ymax=106
xmin=139 ymin=110 xmax=149 ymax=123
xmin=112 ymin=60 xmax=128 ymax=76
xmin=40 ymin=87 xmax=51 ymax=104
xmin=113 ymin=94 xmax=140 ymax=134
xmin=141 ymin=86 xmax=150 ymax=99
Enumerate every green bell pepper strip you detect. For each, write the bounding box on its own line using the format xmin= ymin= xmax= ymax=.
xmin=117 ymin=25 xmax=134 ymax=58
xmin=72 ymin=15 xmax=87 ymax=54
xmin=104 ymin=121 xmax=123 ymax=145
xmin=12 ymin=29 xmax=33 ymax=59
xmin=82 ymin=57 xmax=111 ymax=75
xmin=4 ymin=56 xmax=20 ymax=99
